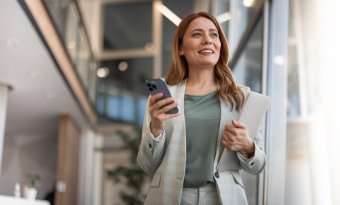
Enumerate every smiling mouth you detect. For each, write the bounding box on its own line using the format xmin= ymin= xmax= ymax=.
xmin=198 ymin=49 xmax=214 ymax=55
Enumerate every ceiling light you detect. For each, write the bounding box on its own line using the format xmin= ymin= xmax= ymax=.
xmin=155 ymin=2 xmax=181 ymax=26
xmin=97 ymin=67 xmax=110 ymax=78
xmin=118 ymin=61 xmax=128 ymax=72
xmin=243 ymin=0 xmax=255 ymax=7
xmin=216 ymin=12 xmax=231 ymax=23
xmin=274 ymin=55 xmax=285 ymax=66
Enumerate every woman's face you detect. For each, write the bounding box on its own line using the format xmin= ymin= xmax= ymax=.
xmin=179 ymin=17 xmax=221 ymax=69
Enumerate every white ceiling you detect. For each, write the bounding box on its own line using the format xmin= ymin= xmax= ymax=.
xmin=0 ymin=0 xmax=89 ymax=141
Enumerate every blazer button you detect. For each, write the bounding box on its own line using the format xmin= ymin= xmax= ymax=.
xmin=148 ymin=143 xmax=152 ymax=148
xmin=214 ymin=172 xmax=219 ymax=178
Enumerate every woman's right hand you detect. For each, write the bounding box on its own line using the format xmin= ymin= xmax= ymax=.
xmin=149 ymin=93 xmax=180 ymax=137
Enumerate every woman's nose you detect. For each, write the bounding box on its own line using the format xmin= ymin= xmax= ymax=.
xmin=204 ymin=40 xmax=212 ymax=45
xmin=203 ymin=35 xmax=212 ymax=44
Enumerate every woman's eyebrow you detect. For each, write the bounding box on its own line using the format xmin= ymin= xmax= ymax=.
xmin=190 ymin=28 xmax=217 ymax=33
xmin=190 ymin=28 xmax=203 ymax=33
xmin=190 ymin=28 xmax=217 ymax=32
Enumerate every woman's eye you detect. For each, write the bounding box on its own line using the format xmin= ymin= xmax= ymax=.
xmin=211 ymin=33 xmax=219 ymax=38
xmin=192 ymin=33 xmax=201 ymax=37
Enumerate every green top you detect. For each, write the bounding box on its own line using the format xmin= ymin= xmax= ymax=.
xmin=183 ymin=91 xmax=221 ymax=187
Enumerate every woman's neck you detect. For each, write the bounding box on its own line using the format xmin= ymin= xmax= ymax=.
xmin=185 ymin=69 xmax=217 ymax=95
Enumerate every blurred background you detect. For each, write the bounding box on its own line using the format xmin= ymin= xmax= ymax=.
xmin=0 ymin=0 xmax=339 ymax=204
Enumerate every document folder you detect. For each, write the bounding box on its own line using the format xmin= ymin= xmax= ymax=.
xmin=217 ymin=91 xmax=270 ymax=170
xmin=239 ymin=91 xmax=271 ymax=138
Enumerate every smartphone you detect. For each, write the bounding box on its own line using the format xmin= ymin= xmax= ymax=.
xmin=145 ymin=78 xmax=179 ymax=114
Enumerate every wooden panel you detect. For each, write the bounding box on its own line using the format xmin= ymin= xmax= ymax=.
xmin=55 ymin=115 xmax=81 ymax=205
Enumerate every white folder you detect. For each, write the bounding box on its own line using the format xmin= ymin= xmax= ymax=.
xmin=217 ymin=91 xmax=270 ymax=170
xmin=239 ymin=91 xmax=271 ymax=138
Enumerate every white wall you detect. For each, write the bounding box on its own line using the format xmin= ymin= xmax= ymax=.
xmin=0 ymin=133 xmax=57 ymax=199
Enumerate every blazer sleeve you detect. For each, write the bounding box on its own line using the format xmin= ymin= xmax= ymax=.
xmin=136 ymin=97 xmax=167 ymax=175
xmin=237 ymin=124 xmax=266 ymax=174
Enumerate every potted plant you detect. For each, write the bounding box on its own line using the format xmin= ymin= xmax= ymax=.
xmin=23 ymin=173 xmax=41 ymax=200
xmin=106 ymin=126 xmax=149 ymax=204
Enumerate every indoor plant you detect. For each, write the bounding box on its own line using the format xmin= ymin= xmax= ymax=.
xmin=106 ymin=126 xmax=149 ymax=204
xmin=23 ymin=173 xmax=41 ymax=200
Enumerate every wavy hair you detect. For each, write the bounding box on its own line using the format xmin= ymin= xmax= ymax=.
xmin=165 ymin=11 xmax=245 ymax=111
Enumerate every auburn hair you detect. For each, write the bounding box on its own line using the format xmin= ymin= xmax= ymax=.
xmin=165 ymin=11 xmax=245 ymax=111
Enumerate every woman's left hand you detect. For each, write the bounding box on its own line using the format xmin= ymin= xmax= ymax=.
xmin=221 ymin=120 xmax=255 ymax=157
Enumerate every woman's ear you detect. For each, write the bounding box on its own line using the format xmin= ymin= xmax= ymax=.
xmin=179 ymin=47 xmax=184 ymax=55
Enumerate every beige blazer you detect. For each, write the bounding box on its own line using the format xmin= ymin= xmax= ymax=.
xmin=137 ymin=80 xmax=266 ymax=205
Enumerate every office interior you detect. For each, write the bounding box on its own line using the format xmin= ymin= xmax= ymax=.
xmin=0 ymin=0 xmax=339 ymax=204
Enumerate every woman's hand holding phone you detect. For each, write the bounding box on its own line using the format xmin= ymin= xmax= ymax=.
xmin=148 ymin=92 xmax=180 ymax=137
xmin=145 ymin=78 xmax=180 ymax=137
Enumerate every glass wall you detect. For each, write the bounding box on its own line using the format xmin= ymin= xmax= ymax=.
xmin=76 ymin=0 xmax=286 ymax=204
xmin=224 ymin=1 xmax=266 ymax=204
xmin=35 ymin=0 xmax=340 ymax=204
xmin=233 ymin=14 xmax=264 ymax=93
xmin=286 ymin=0 xmax=340 ymax=204
xmin=44 ymin=0 xmax=97 ymax=104
xmin=227 ymin=0 xmax=264 ymax=56
xmin=102 ymin=2 xmax=152 ymax=50
xmin=162 ymin=0 xmax=195 ymax=75
xmin=94 ymin=1 xmax=154 ymax=125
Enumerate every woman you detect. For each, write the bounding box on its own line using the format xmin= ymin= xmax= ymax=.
xmin=137 ymin=11 xmax=266 ymax=205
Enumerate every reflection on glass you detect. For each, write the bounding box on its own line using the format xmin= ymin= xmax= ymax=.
xmin=96 ymin=93 xmax=105 ymax=114
xmin=45 ymin=0 xmax=80 ymax=64
xmin=103 ymin=2 xmax=152 ymax=50
xmin=96 ymin=58 xmax=153 ymax=124
xmin=96 ymin=90 xmax=147 ymax=125
xmin=106 ymin=96 xmax=134 ymax=122
xmin=138 ymin=98 xmax=147 ymax=125
xmin=44 ymin=0 xmax=72 ymax=42
xmin=287 ymin=2 xmax=305 ymax=117
xmin=98 ymin=58 xmax=153 ymax=95
xmin=162 ymin=16 xmax=176 ymax=76
xmin=230 ymin=11 xmax=264 ymax=205
xmin=76 ymin=28 xmax=90 ymax=86
xmin=163 ymin=0 xmax=194 ymax=19
xmin=228 ymin=0 xmax=264 ymax=54
xmin=212 ymin=0 xmax=230 ymax=34
xmin=287 ymin=27 xmax=300 ymax=117
xmin=44 ymin=0 xmax=97 ymax=104
xmin=233 ymin=14 xmax=263 ymax=93
xmin=162 ymin=0 xmax=194 ymax=75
